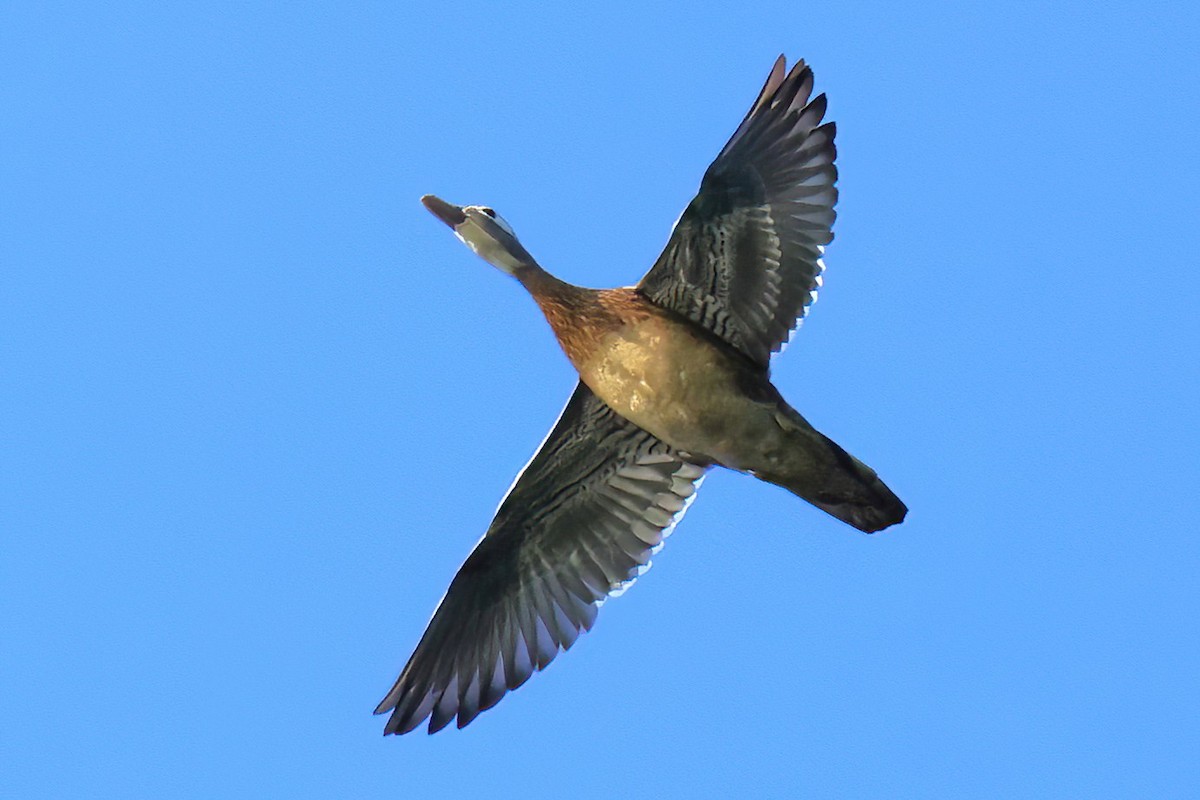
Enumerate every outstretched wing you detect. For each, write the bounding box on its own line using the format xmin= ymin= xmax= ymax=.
xmin=376 ymin=383 xmax=707 ymax=734
xmin=637 ymin=56 xmax=837 ymax=369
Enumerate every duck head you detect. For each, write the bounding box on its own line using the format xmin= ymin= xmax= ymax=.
xmin=421 ymin=194 xmax=537 ymax=275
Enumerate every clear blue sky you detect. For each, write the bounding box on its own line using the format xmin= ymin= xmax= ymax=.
xmin=4 ymin=2 xmax=1198 ymax=797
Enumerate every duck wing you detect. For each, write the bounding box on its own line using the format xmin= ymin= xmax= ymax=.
xmin=376 ymin=382 xmax=707 ymax=734
xmin=637 ymin=55 xmax=837 ymax=369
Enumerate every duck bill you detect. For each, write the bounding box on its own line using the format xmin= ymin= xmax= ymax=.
xmin=421 ymin=195 xmax=467 ymax=228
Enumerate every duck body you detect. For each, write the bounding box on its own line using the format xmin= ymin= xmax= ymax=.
xmin=520 ymin=272 xmax=748 ymax=461
xmin=520 ymin=268 xmax=903 ymax=532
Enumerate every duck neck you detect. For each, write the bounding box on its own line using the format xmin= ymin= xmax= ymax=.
xmin=514 ymin=264 xmax=608 ymax=369
xmin=514 ymin=262 xmax=571 ymax=298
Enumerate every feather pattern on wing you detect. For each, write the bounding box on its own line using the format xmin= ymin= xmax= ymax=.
xmin=375 ymin=383 xmax=707 ymax=734
xmin=637 ymin=56 xmax=837 ymax=368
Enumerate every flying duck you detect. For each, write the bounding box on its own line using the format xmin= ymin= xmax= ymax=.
xmin=378 ymin=56 xmax=906 ymax=735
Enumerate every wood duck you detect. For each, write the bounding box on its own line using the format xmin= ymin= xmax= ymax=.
xmin=377 ymin=56 xmax=906 ymax=735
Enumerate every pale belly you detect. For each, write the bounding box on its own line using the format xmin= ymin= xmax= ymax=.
xmin=575 ymin=315 xmax=778 ymax=467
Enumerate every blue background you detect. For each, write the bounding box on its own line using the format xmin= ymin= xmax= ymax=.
xmin=4 ymin=2 xmax=1198 ymax=797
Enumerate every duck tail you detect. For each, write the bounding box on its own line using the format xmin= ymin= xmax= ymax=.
xmin=757 ymin=407 xmax=907 ymax=533
xmin=803 ymin=438 xmax=907 ymax=533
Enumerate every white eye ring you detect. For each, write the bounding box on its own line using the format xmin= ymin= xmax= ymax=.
xmin=484 ymin=210 xmax=515 ymax=236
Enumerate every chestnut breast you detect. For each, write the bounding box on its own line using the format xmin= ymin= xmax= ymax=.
xmin=545 ymin=293 xmax=765 ymax=461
